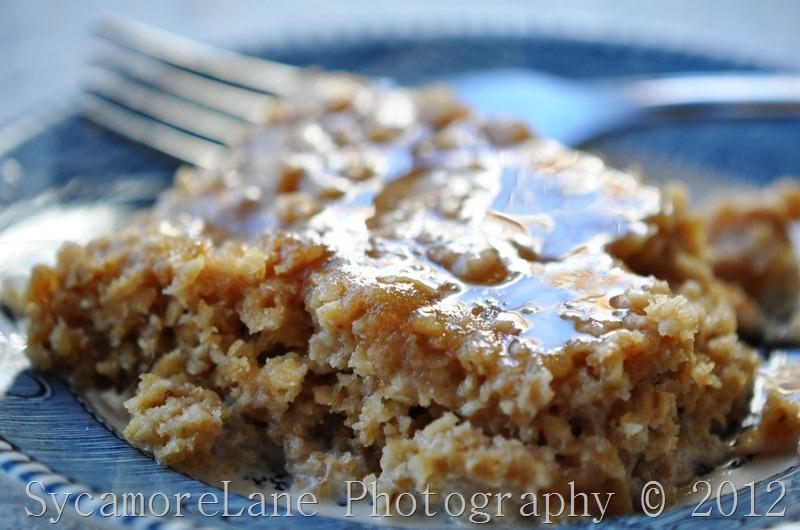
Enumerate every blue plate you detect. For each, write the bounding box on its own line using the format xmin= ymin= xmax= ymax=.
xmin=2 ymin=29 xmax=800 ymax=530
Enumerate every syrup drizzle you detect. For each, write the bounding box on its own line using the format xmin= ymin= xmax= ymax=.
xmin=156 ymin=75 xmax=662 ymax=354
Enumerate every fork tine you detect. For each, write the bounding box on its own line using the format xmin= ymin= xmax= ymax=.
xmin=84 ymin=65 xmax=253 ymax=145
xmin=84 ymin=94 xmax=227 ymax=170
xmin=89 ymin=39 xmax=276 ymax=124
xmin=85 ymin=13 xmax=302 ymax=169
xmin=84 ymin=14 xmax=311 ymax=169
xmin=94 ymin=13 xmax=305 ymax=97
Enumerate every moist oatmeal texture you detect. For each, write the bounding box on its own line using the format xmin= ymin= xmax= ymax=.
xmin=703 ymin=180 xmax=800 ymax=345
xmin=24 ymin=73 xmax=763 ymax=522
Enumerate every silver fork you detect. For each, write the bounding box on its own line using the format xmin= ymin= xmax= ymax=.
xmin=85 ymin=14 xmax=800 ymax=170
xmin=84 ymin=15 xmax=307 ymax=169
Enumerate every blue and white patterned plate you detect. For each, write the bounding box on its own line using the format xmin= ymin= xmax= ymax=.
xmin=2 ymin=23 xmax=800 ymax=530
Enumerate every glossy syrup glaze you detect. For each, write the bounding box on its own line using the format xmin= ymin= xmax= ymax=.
xmin=154 ymin=73 xmax=662 ymax=355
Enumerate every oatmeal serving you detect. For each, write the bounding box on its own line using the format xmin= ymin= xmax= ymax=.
xmin=22 ymin=71 xmax=798 ymax=523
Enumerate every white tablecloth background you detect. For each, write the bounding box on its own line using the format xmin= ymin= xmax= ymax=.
xmin=3 ymin=1 xmax=800 ymax=528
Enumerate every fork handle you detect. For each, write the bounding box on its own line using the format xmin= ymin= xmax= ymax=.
xmin=622 ymin=72 xmax=800 ymax=117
